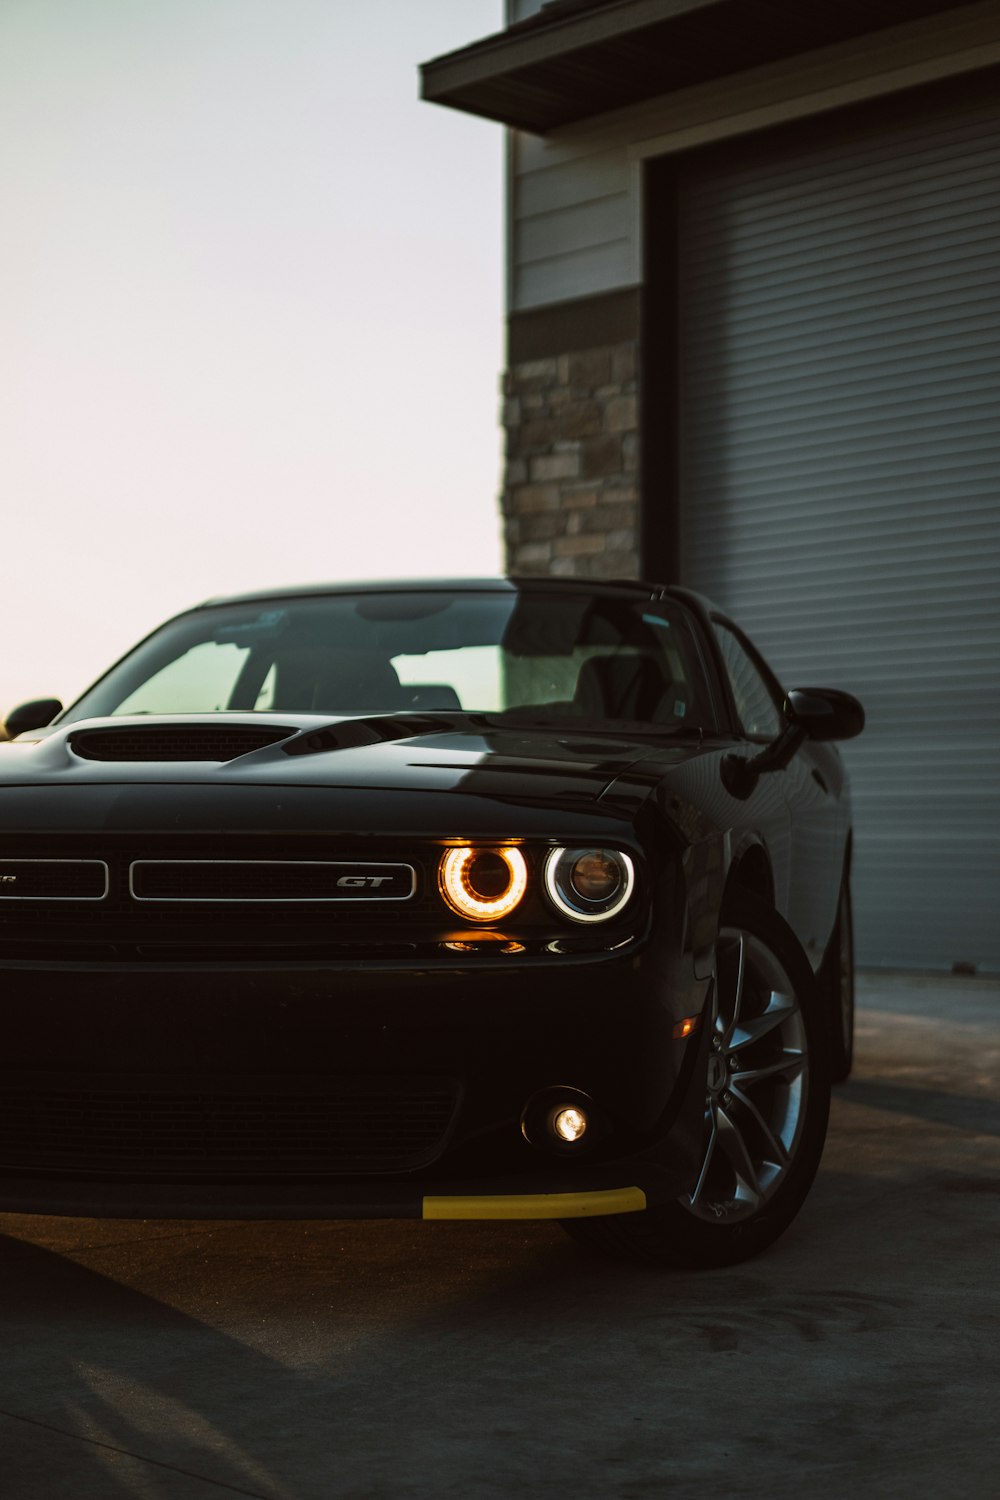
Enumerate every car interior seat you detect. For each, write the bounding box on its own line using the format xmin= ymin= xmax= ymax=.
xmin=573 ymin=653 xmax=676 ymax=723
xmin=274 ymin=649 xmax=404 ymax=713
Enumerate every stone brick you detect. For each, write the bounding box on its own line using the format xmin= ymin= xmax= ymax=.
xmin=511 ymin=357 xmax=558 ymax=385
xmin=520 ymin=512 xmax=563 ymax=543
xmin=501 ymin=336 xmax=642 ymax=578
xmin=555 ymin=399 xmax=603 ymax=440
xmin=597 ymin=550 xmax=640 ymax=578
xmin=576 ymin=502 xmax=638 ymax=535
xmin=520 ymin=417 xmax=559 ymax=448
xmin=579 ymin=435 xmax=622 ymax=478
xmin=561 ymin=485 xmax=600 ymax=509
xmin=605 ymin=395 xmax=638 ymax=433
xmin=602 ymin=481 xmax=638 ymax=506
xmin=530 ymin=451 xmax=580 ymax=482
xmin=510 ymin=483 xmax=561 ymax=513
xmin=567 ymin=349 xmax=611 ymax=390
xmin=605 ymin=527 xmax=638 ymax=553
xmin=554 ymin=533 xmax=605 ymax=558
xmin=514 ymin=542 xmax=553 ymax=569
xmin=611 ymin=343 xmax=637 ymax=385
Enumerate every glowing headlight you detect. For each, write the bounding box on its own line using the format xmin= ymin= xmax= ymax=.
xmin=543 ymin=847 xmax=635 ymax=924
xmin=439 ymin=846 xmax=528 ymax=922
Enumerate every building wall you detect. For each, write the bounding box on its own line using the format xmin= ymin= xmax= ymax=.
xmin=506 ymin=0 xmax=544 ymax=23
xmin=499 ymin=0 xmax=1000 ymax=580
xmin=508 ymin=1 xmax=1000 ymax=312
xmin=502 ymin=337 xmax=639 ymax=578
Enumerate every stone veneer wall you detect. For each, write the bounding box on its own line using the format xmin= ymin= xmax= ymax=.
xmin=500 ymin=338 xmax=640 ymax=579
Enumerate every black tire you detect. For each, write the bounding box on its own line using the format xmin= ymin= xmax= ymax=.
xmin=820 ymin=872 xmax=855 ymax=1084
xmin=562 ymin=891 xmax=831 ymax=1268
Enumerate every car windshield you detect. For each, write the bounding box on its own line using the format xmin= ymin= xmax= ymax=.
xmin=63 ymin=588 xmax=717 ymax=732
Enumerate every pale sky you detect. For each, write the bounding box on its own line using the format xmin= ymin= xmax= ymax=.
xmin=1 ymin=0 xmax=504 ymax=719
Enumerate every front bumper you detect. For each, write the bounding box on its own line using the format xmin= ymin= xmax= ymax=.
xmin=0 ymin=941 xmax=711 ymax=1219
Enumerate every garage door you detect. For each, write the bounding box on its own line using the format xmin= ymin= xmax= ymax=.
xmin=675 ymin=77 xmax=1000 ymax=971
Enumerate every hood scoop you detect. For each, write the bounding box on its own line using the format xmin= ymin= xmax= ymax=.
xmin=69 ymin=725 xmax=297 ymax=763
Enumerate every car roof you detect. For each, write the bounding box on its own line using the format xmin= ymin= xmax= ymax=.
xmin=198 ymin=576 xmax=708 ymax=609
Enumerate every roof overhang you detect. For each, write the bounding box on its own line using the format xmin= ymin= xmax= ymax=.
xmin=421 ymin=0 xmax=982 ymax=133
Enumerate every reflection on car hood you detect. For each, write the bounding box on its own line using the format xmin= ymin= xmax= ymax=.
xmin=0 ymin=712 xmax=707 ymax=809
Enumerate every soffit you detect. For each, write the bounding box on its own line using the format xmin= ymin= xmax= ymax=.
xmin=420 ymin=0 xmax=984 ymax=132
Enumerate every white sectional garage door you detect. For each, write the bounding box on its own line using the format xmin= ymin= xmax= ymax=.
xmin=676 ymin=79 xmax=1000 ymax=971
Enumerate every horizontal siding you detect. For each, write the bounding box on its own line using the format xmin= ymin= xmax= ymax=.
xmin=508 ymin=1 xmax=1000 ymax=311
xmin=516 ymin=238 xmax=635 ymax=309
xmin=516 ymin=190 xmax=631 ymax=264
xmin=678 ymin=88 xmax=1000 ymax=972
xmin=514 ymin=143 xmax=631 ymax=217
xmin=507 ymin=0 xmax=543 ymax=24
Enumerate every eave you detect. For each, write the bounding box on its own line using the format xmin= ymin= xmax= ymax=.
xmin=420 ymin=0 xmax=983 ymax=133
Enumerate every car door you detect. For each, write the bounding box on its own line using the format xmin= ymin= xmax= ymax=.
xmin=712 ymin=617 xmax=843 ymax=967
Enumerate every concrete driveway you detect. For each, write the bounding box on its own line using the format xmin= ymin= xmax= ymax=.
xmin=1 ymin=972 xmax=997 ymax=1499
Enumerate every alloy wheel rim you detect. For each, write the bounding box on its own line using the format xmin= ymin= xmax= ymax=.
xmin=684 ymin=926 xmax=809 ymax=1224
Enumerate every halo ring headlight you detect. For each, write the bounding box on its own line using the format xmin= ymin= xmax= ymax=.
xmin=439 ymin=846 xmax=528 ymax=922
xmin=544 ymin=847 xmax=635 ymax=924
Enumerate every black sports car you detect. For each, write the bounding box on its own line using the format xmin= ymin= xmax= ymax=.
xmin=1 ymin=578 xmax=862 ymax=1266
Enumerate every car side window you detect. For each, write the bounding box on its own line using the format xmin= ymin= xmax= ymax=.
xmin=713 ymin=622 xmax=783 ymax=739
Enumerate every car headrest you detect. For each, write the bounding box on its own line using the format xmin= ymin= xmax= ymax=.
xmin=573 ymin=653 xmax=672 ymax=723
xmin=400 ymin=683 xmax=463 ymax=711
xmin=309 ymin=651 xmax=403 ymax=712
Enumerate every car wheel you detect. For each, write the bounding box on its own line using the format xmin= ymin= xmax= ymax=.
xmin=821 ymin=872 xmax=855 ymax=1083
xmin=562 ymin=892 xmax=831 ymax=1268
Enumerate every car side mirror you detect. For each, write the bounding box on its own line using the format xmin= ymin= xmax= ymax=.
xmin=3 ymin=698 xmax=64 ymax=739
xmin=784 ymin=687 xmax=865 ymax=743
xmin=722 ymin=685 xmax=864 ymax=799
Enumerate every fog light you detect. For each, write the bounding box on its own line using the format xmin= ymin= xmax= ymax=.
xmin=551 ymin=1106 xmax=588 ymax=1144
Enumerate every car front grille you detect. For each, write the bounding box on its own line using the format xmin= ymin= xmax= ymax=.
xmin=0 ymin=1072 xmax=460 ymax=1178
xmin=129 ymin=860 xmax=416 ymax=902
xmin=0 ymin=859 xmax=109 ymax=900
xmin=0 ymin=834 xmax=441 ymax=956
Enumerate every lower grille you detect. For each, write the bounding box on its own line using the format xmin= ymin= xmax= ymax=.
xmin=0 ymin=1073 xmax=460 ymax=1178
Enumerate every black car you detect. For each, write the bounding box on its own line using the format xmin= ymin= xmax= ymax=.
xmin=1 ymin=578 xmax=862 ymax=1266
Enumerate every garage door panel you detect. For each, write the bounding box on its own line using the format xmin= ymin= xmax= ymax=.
xmin=677 ymin=79 xmax=1000 ymax=970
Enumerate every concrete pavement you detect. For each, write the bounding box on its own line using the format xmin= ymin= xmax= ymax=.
xmin=1 ymin=971 xmax=997 ymax=1499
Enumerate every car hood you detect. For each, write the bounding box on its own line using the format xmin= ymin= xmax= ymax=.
xmin=0 ymin=712 xmax=717 ymax=833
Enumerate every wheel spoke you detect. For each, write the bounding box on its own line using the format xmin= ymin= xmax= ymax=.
xmin=688 ymin=1106 xmax=718 ymax=1208
xmin=682 ymin=920 xmax=813 ymax=1229
xmin=718 ymin=933 xmax=747 ymax=1044
xmin=730 ymin=1084 xmax=789 ymax=1165
xmin=729 ymin=993 xmax=797 ymax=1051
xmin=715 ymin=1106 xmax=761 ymax=1206
xmin=732 ymin=1051 xmax=806 ymax=1089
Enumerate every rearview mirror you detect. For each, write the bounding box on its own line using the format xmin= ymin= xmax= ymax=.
xmin=784 ymin=688 xmax=864 ymax=743
xmin=3 ymin=698 xmax=64 ymax=739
